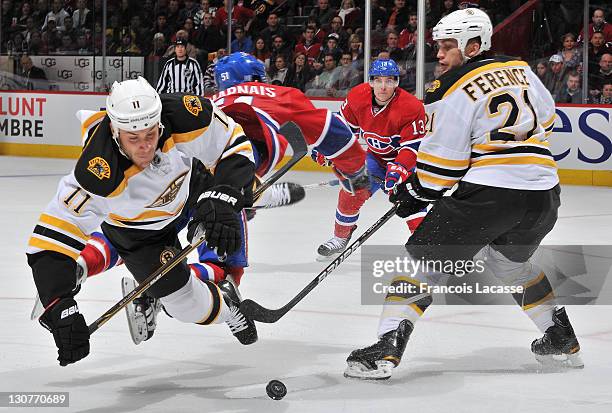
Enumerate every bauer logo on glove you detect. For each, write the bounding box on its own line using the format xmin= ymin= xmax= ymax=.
xmin=384 ymin=162 xmax=411 ymax=193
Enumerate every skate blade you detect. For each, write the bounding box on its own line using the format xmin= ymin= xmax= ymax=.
xmin=535 ymin=351 xmax=584 ymax=369
xmin=122 ymin=277 xmax=148 ymax=345
xmin=343 ymin=360 xmax=394 ymax=380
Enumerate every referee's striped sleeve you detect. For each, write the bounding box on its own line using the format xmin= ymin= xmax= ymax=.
xmin=156 ymin=59 xmax=172 ymax=93
xmin=192 ymin=59 xmax=204 ymax=96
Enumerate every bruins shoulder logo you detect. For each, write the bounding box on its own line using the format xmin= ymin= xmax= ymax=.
xmin=87 ymin=156 xmax=111 ymax=180
xmin=183 ymin=95 xmax=203 ymax=116
xmin=427 ymin=79 xmax=441 ymax=93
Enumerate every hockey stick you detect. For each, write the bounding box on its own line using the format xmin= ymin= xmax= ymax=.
xmin=86 ymin=124 xmax=308 ymax=334
xmin=240 ymin=204 xmax=399 ymax=323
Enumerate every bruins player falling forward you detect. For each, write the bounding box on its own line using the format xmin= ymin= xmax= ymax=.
xmin=27 ymin=77 xmax=258 ymax=366
xmin=345 ymin=9 xmax=582 ymax=380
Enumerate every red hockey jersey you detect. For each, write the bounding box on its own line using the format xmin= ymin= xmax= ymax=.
xmin=340 ymin=82 xmax=426 ymax=169
xmin=212 ymin=82 xmax=365 ymax=175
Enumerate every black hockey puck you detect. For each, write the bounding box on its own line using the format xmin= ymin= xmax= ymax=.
xmin=266 ymin=380 xmax=287 ymax=400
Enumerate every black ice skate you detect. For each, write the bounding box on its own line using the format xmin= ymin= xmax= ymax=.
xmin=344 ymin=319 xmax=414 ymax=380
xmin=258 ymin=182 xmax=305 ymax=208
xmin=531 ymin=307 xmax=583 ymax=368
xmin=122 ymin=277 xmax=162 ymax=345
xmin=218 ymin=279 xmax=258 ymax=345
xmin=317 ymin=226 xmax=357 ymax=261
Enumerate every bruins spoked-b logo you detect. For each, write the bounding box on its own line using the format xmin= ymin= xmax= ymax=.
xmin=146 ymin=171 xmax=188 ymax=208
xmin=183 ymin=95 xmax=202 ymax=116
xmin=87 ymin=157 xmax=111 ymax=180
xmin=160 ymin=248 xmax=175 ymax=264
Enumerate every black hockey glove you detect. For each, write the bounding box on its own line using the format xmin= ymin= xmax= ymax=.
xmin=389 ymin=176 xmax=431 ymax=218
xmin=187 ymin=185 xmax=244 ymax=256
xmin=39 ymin=297 xmax=90 ymax=366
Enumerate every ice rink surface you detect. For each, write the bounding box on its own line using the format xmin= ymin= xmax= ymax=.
xmin=1 ymin=156 xmax=611 ymax=413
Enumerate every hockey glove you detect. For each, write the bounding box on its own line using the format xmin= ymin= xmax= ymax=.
xmin=39 ymin=297 xmax=90 ymax=366
xmin=310 ymin=148 xmax=333 ymax=167
xmin=334 ymin=165 xmax=369 ymax=195
xmin=384 ymin=162 xmax=411 ymax=193
xmin=187 ymin=185 xmax=244 ymax=256
xmin=389 ymin=176 xmax=431 ymax=218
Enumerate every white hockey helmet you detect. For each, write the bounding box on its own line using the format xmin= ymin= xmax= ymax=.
xmin=432 ymin=8 xmax=493 ymax=56
xmin=106 ymin=76 xmax=162 ymax=133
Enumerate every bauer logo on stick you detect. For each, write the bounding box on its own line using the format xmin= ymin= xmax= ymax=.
xmin=87 ymin=157 xmax=111 ymax=180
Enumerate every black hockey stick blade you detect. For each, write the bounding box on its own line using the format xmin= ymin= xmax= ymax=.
xmin=241 ymin=204 xmax=398 ymax=323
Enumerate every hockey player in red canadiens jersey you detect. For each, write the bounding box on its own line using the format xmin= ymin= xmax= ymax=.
xmin=316 ymin=58 xmax=427 ymax=260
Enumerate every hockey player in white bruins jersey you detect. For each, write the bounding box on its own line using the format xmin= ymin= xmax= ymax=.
xmin=345 ymin=9 xmax=582 ymax=380
xmin=27 ymin=77 xmax=259 ymax=366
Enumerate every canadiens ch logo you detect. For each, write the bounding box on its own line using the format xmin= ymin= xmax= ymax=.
xmin=146 ymin=171 xmax=188 ymax=208
xmin=427 ymin=79 xmax=441 ymax=93
xmin=87 ymin=157 xmax=111 ymax=180
xmin=183 ymin=95 xmax=202 ymax=116
xmin=363 ymin=132 xmax=401 ymax=155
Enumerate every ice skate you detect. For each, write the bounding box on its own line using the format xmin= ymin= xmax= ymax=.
xmin=258 ymin=182 xmax=305 ymax=208
xmin=344 ymin=319 xmax=413 ymax=380
xmin=531 ymin=307 xmax=583 ymax=368
xmin=122 ymin=277 xmax=162 ymax=345
xmin=317 ymin=227 xmax=356 ymax=261
xmin=218 ymin=279 xmax=258 ymax=345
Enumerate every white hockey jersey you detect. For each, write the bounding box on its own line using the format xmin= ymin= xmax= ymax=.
xmin=27 ymin=94 xmax=253 ymax=262
xmin=417 ymin=56 xmax=558 ymax=193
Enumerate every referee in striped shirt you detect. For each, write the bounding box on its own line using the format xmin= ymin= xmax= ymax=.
xmin=156 ymin=38 xmax=205 ymax=95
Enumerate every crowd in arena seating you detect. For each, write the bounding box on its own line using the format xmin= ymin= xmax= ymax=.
xmin=1 ymin=0 xmax=610 ymax=102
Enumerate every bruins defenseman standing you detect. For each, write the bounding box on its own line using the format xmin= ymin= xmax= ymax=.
xmin=345 ymin=9 xmax=582 ymax=380
xmin=27 ymin=77 xmax=258 ymax=366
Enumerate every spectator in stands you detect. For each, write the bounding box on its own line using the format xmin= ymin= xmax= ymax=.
xmin=260 ymin=12 xmax=288 ymax=50
xmin=16 ymin=1 xmax=33 ymax=32
xmin=332 ymin=52 xmax=360 ymax=97
xmin=337 ymin=0 xmax=361 ymax=33
xmin=304 ymin=16 xmax=326 ymax=45
xmin=328 ymin=16 xmax=350 ymax=51
xmin=20 ymin=54 xmax=47 ymax=90
xmin=9 ymin=31 xmax=27 ymax=55
xmin=22 ymin=16 xmax=38 ymax=44
xmin=179 ymin=0 xmax=201 ymax=27
xmin=556 ymin=71 xmax=582 ymax=104
xmin=203 ymin=47 xmax=227 ymax=94
xmin=535 ymin=60 xmax=548 ymax=84
xmin=214 ymin=0 xmax=255 ymax=34
xmin=193 ymin=12 xmax=225 ymax=53
xmin=399 ymin=11 xmax=432 ymax=49
xmin=231 ymin=25 xmax=253 ymax=53
xmin=76 ymin=32 xmax=92 ymax=54
xmin=596 ymin=82 xmax=612 ymax=104
xmin=62 ymin=16 xmax=77 ymax=41
xmin=439 ymin=0 xmax=458 ymax=18
xmin=193 ymin=0 xmax=213 ymax=28
xmin=310 ymin=0 xmax=336 ymax=30
xmin=269 ymin=34 xmax=292 ymax=65
xmin=41 ymin=15 xmax=61 ymax=52
xmin=27 ymin=30 xmax=45 ymax=54
xmin=72 ymin=0 xmax=90 ymax=30
xmin=115 ymin=31 xmax=142 ymax=56
xmin=31 ymin=0 xmax=48 ymax=28
xmin=319 ymin=33 xmax=343 ymax=64
xmin=588 ymin=32 xmax=611 ymax=69
xmin=253 ymin=36 xmax=271 ymax=68
xmin=130 ymin=15 xmax=150 ymax=53
xmin=347 ymin=33 xmax=363 ymax=70
xmin=164 ymin=29 xmax=198 ymax=58
xmin=589 ymin=53 xmax=611 ymax=95
xmin=544 ymin=54 xmax=566 ymax=100
xmin=42 ymin=0 xmax=69 ymax=31
xmin=151 ymin=12 xmax=173 ymax=43
xmin=165 ymin=0 xmax=182 ymax=34
xmin=117 ymin=0 xmax=137 ymax=27
xmin=387 ymin=0 xmax=411 ymax=33
xmin=306 ymin=52 xmax=341 ymax=97
xmin=150 ymin=32 xmax=168 ymax=57
xmin=559 ymin=33 xmax=581 ymax=71
xmin=295 ymin=26 xmax=322 ymax=67
xmin=578 ymin=8 xmax=612 ymax=44
xmin=371 ymin=0 xmax=389 ymax=29
xmin=384 ymin=31 xmax=405 ymax=63
xmin=286 ymin=52 xmax=314 ymax=92
xmin=268 ymin=54 xmax=291 ymax=85
xmin=56 ymin=33 xmax=76 ymax=54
